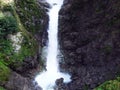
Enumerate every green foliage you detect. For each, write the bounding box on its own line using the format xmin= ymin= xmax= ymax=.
xmin=9 ymin=37 xmax=36 ymax=66
xmin=2 ymin=5 xmax=13 ymax=13
xmin=94 ymin=77 xmax=120 ymax=90
xmin=0 ymin=86 xmax=5 ymax=90
xmin=15 ymin=0 xmax=44 ymax=33
xmin=0 ymin=3 xmax=37 ymax=67
xmin=0 ymin=62 xmax=10 ymax=82
xmin=0 ymin=38 xmax=35 ymax=67
xmin=0 ymin=0 xmax=42 ymax=83
xmin=0 ymin=16 xmax=18 ymax=38
xmin=0 ymin=41 xmax=16 ymax=67
xmin=0 ymin=39 xmax=14 ymax=65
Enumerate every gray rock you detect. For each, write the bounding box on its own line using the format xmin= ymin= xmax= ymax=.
xmin=58 ymin=0 xmax=120 ymax=89
xmin=4 ymin=72 xmax=36 ymax=90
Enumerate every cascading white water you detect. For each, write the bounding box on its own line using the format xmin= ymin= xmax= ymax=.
xmin=35 ymin=0 xmax=71 ymax=90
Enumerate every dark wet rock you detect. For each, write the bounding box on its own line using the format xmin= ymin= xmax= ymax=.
xmin=58 ymin=0 xmax=120 ymax=90
xmin=38 ymin=0 xmax=50 ymax=9
xmin=3 ymin=72 xmax=38 ymax=90
xmin=56 ymin=78 xmax=64 ymax=86
xmin=63 ymin=40 xmax=76 ymax=50
xmin=9 ymin=54 xmax=39 ymax=78
xmin=55 ymin=78 xmax=69 ymax=90
xmin=37 ymin=0 xmax=49 ymax=47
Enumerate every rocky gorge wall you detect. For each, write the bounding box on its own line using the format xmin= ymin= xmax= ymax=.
xmin=58 ymin=0 xmax=120 ymax=90
xmin=0 ymin=0 xmax=48 ymax=90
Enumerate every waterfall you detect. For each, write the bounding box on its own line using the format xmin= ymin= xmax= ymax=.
xmin=35 ymin=0 xmax=71 ymax=90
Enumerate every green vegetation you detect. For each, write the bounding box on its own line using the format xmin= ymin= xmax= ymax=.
xmin=0 ymin=16 xmax=18 ymax=38
xmin=0 ymin=2 xmax=18 ymax=82
xmin=0 ymin=0 xmax=43 ymax=85
xmin=15 ymin=0 xmax=44 ymax=33
xmin=0 ymin=86 xmax=5 ymax=90
xmin=94 ymin=77 xmax=120 ymax=90
xmin=0 ymin=62 xmax=10 ymax=82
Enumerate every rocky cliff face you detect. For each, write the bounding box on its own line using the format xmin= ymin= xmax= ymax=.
xmin=58 ymin=0 xmax=120 ymax=89
xmin=0 ymin=0 xmax=48 ymax=89
xmin=13 ymin=0 xmax=48 ymax=77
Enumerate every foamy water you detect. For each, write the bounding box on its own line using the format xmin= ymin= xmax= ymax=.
xmin=35 ymin=0 xmax=71 ymax=90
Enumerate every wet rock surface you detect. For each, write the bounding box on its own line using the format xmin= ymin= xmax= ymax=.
xmin=58 ymin=0 xmax=120 ymax=90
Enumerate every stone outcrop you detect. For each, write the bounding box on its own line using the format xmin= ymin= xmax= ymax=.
xmin=58 ymin=0 xmax=120 ymax=89
xmin=0 ymin=0 xmax=48 ymax=89
xmin=3 ymin=72 xmax=39 ymax=90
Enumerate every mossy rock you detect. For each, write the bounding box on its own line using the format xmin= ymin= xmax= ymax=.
xmin=94 ymin=77 xmax=120 ymax=90
xmin=15 ymin=0 xmax=45 ymax=34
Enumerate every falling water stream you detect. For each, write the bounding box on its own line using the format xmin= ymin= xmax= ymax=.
xmin=35 ymin=0 xmax=71 ymax=90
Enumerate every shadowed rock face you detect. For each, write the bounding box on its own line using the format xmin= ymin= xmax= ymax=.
xmin=4 ymin=72 xmax=42 ymax=90
xmin=3 ymin=71 xmax=44 ymax=90
xmin=58 ymin=0 xmax=120 ymax=89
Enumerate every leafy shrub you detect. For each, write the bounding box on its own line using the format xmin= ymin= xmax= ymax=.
xmin=0 ymin=39 xmax=16 ymax=65
xmin=0 ymin=16 xmax=18 ymax=39
xmin=0 ymin=62 xmax=10 ymax=82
